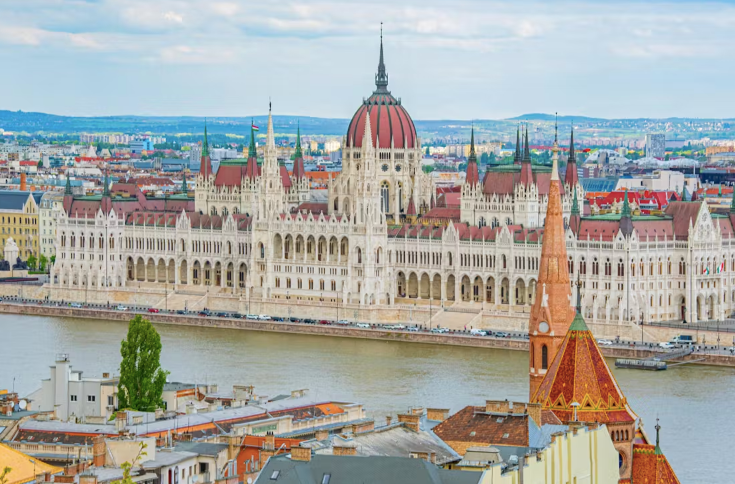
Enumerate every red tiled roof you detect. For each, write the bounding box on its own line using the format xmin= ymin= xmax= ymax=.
xmin=664 ymin=201 xmax=702 ymax=238
xmin=465 ymin=161 xmax=479 ymax=185
xmin=294 ymin=202 xmax=328 ymax=215
xmin=482 ymin=170 xmax=552 ymax=196
xmin=280 ymin=165 xmax=292 ymax=191
xmin=346 ymin=93 xmax=417 ymax=149
xmin=532 ymin=314 xmax=637 ymax=424
xmin=631 ymin=444 xmax=681 ymax=484
xmin=432 ymin=406 xmax=531 ymax=450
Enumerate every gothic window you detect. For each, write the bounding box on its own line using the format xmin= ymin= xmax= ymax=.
xmin=398 ymin=183 xmax=404 ymax=212
xmin=381 ymin=164 xmax=388 ymax=172
xmin=222 ymin=207 xmax=228 ymax=216
xmin=592 ymin=258 xmax=599 ymax=275
xmin=506 ymin=217 xmax=512 ymax=225
xmin=541 ymin=345 xmax=548 ymax=370
xmin=210 ymin=207 xmax=217 ymax=216
xmin=478 ymin=217 xmax=486 ymax=228
xmin=381 ymin=182 xmax=390 ymax=213
xmin=492 ymin=218 xmax=499 ymax=228
xmin=604 ymin=259 xmax=611 ymax=276
xmin=334 ymin=197 xmax=339 ymax=211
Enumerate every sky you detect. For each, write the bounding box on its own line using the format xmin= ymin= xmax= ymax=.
xmin=1 ymin=0 xmax=735 ymax=120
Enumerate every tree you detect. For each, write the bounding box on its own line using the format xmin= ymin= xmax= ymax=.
xmin=1 ymin=467 xmax=11 ymax=484
xmin=425 ymin=146 xmax=430 ymax=156
xmin=111 ymin=442 xmax=147 ymax=484
xmin=50 ymin=255 xmax=56 ymax=266
xmin=118 ymin=315 xmax=168 ymax=411
xmin=39 ymin=254 xmax=48 ymax=272
xmin=27 ymin=254 xmax=37 ymax=270
xmin=480 ymin=152 xmax=489 ymax=165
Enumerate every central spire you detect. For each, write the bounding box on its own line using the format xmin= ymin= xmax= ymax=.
xmin=374 ymin=23 xmax=389 ymax=93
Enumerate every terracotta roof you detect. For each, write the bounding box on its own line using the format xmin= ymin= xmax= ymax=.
xmin=631 ymin=444 xmax=681 ymax=484
xmin=280 ymin=165 xmax=292 ymax=191
xmin=346 ymin=92 xmax=417 ymax=149
xmin=465 ymin=160 xmax=480 ymax=185
xmin=432 ymin=406 xmax=531 ymax=449
xmin=482 ymin=169 xmax=552 ymax=196
xmin=531 ymin=312 xmax=638 ymax=424
xmin=294 ymin=202 xmax=328 ymax=215
xmin=423 ymin=207 xmax=460 ymax=222
xmin=214 ymin=161 xmax=254 ymax=187
xmin=664 ymin=201 xmax=702 ymax=238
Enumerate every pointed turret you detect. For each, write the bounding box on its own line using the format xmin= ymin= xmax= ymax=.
xmin=520 ymin=125 xmax=533 ymax=187
xmin=620 ymin=188 xmax=634 ymax=237
xmin=564 ymin=125 xmax=579 ymax=188
xmin=181 ymin=170 xmax=188 ymax=196
xmin=63 ymin=172 xmax=74 ymax=214
xmin=514 ymin=125 xmax=521 ymax=164
xmin=244 ymin=120 xmax=260 ymax=180
xmin=465 ymin=125 xmax=479 ymax=186
xmin=292 ymin=122 xmax=306 ymax=180
xmin=374 ymin=23 xmax=389 ymax=94
xmin=569 ymin=186 xmax=581 ymax=235
xmin=199 ymin=121 xmax=213 ymax=178
xmin=528 ymin=121 xmax=575 ymax=397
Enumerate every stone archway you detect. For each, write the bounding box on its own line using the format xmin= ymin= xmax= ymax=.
xmin=446 ymin=275 xmax=456 ymax=301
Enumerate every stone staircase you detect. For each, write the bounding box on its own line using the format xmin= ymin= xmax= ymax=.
xmin=154 ymin=291 xmax=208 ymax=312
xmin=429 ymin=303 xmax=483 ymax=330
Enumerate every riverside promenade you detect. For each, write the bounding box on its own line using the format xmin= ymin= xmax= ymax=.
xmin=2 ymin=300 xmax=734 ymax=368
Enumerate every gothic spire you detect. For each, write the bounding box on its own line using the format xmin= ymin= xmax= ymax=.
xmin=181 ymin=170 xmax=188 ymax=195
xmin=374 ymin=23 xmax=389 ymax=93
xmin=248 ymin=119 xmax=257 ymax=159
xmin=64 ymin=172 xmax=72 ymax=195
xmin=523 ymin=124 xmax=531 ymax=162
xmin=468 ymin=124 xmax=476 ymax=164
xmin=568 ymin=125 xmax=576 ymax=163
xmin=102 ymin=165 xmax=110 ymax=197
xmin=571 ymin=187 xmax=579 ymax=216
xmin=621 ymin=189 xmax=632 ymax=218
xmin=655 ymin=419 xmax=662 ymax=455
xmin=514 ymin=124 xmax=521 ymax=163
xmin=202 ymin=120 xmax=209 ymax=158
xmin=294 ymin=121 xmax=303 ymax=159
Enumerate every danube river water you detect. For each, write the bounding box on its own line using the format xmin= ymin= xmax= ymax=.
xmin=2 ymin=314 xmax=733 ymax=482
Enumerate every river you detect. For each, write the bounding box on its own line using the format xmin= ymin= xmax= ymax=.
xmin=2 ymin=314 xmax=733 ymax=482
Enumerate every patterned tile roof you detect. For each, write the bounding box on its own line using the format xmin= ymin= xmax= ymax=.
xmin=531 ymin=312 xmax=638 ymax=424
xmin=631 ymin=444 xmax=681 ymax=484
xmin=432 ymin=406 xmax=531 ymax=449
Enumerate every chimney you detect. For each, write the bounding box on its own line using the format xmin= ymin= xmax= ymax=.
xmin=410 ymin=407 xmax=424 ymax=416
xmin=115 ymin=412 xmax=127 ymax=432
xmin=264 ymin=431 xmax=275 ymax=451
xmin=512 ymin=403 xmax=526 ymax=415
xmin=486 ymin=400 xmax=510 ymax=414
xmin=78 ymin=473 xmax=97 ymax=484
xmin=397 ymin=414 xmax=420 ymax=432
xmin=20 ymin=172 xmax=26 ymax=191
xmin=92 ymin=436 xmax=106 ymax=467
xmin=290 ymin=445 xmax=312 ymax=462
xmin=385 ymin=416 xmax=392 ymax=426
xmin=332 ymin=441 xmax=357 ymax=456
xmin=426 ymin=408 xmax=450 ymax=422
xmin=55 ymin=476 xmax=76 ymax=483
xmin=527 ymin=403 xmax=542 ymax=427
xmin=315 ymin=429 xmax=329 ymax=441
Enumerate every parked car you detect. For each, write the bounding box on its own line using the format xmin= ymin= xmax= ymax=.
xmin=231 ymin=313 xmax=243 ymax=319
xmin=494 ymin=331 xmax=510 ymax=338
xmin=215 ymin=312 xmax=228 ymax=317
xmin=356 ymin=323 xmax=371 ymax=328
xmin=258 ymin=314 xmax=271 ymax=321
xmin=116 ymin=305 xmax=128 ymax=311
xmin=431 ymin=327 xmax=448 ymax=334
xmin=289 ymin=317 xmax=300 ymax=323
xmin=336 ymin=320 xmax=350 ymax=325
xmin=319 ymin=320 xmax=332 ymax=325
xmin=597 ymin=339 xmax=614 ymax=346
xmin=147 ymin=308 xmax=160 ymax=313
xmin=176 ymin=309 xmax=187 ymax=315
xmin=407 ymin=326 xmax=419 ymax=332
xmin=272 ymin=316 xmax=284 ymax=322
xmin=199 ymin=310 xmax=211 ymax=316
xmin=70 ymin=302 xmax=83 ymax=308
xmin=246 ymin=314 xmax=258 ymax=320
xmin=470 ymin=329 xmax=488 ymax=336
xmin=659 ymin=342 xmax=676 ymax=349
xmin=669 ymin=335 xmax=694 ymax=346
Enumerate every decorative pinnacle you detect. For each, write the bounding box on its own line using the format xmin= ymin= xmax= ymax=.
xmin=554 ymin=112 xmax=558 ymax=143
xmin=248 ymin=118 xmax=257 ymax=159
xmin=468 ymin=123 xmax=476 ymax=163
xmin=568 ymin=124 xmax=576 ymax=163
xmin=202 ymin=119 xmax=209 ymax=158
xmin=654 ymin=418 xmax=662 ymax=455
xmin=621 ymin=188 xmax=632 ymax=218
xmin=375 ymin=23 xmax=389 ymax=93
xmin=523 ymin=124 xmax=530 ymax=162
xmin=515 ymin=124 xmax=521 ymax=163
xmin=571 ymin=187 xmax=579 ymax=216
xmin=64 ymin=172 xmax=72 ymax=195
xmin=294 ymin=121 xmax=303 ymax=159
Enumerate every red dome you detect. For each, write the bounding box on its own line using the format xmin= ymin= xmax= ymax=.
xmin=346 ymin=36 xmax=417 ymax=150
xmin=347 ymin=94 xmax=417 ymax=149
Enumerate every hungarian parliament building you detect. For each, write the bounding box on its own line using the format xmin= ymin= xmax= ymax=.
xmin=51 ymin=39 xmax=735 ymax=326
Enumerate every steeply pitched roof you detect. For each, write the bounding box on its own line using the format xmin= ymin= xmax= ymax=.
xmin=631 ymin=444 xmax=681 ymax=484
xmin=531 ymin=311 xmax=638 ymax=424
xmin=432 ymin=406 xmax=532 ymax=449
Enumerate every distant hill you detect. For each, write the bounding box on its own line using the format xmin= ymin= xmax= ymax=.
xmin=506 ymin=113 xmax=607 ymax=122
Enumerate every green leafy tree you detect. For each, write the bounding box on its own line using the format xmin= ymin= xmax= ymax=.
xmin=111 ymin=442 xmax=147 ymax=484
xmin=50 ymin=255 xmax=56 ymax=265
xmin=1 ymin=467 xmax=12 ymax=484
xmin=425 ymin=146 xmax=430 ymax=156
xmin=480 ymin=152 xmax=489 ymax=164
xmin=422 ymin=165 xmax=434 ymax=174
xmin=26 ymin=254 xmax=37 ymax=270
xmin=118 ymin=315 xmax=168 ymax=411
xmin=39 ymin=254 xmax=48 ymax=272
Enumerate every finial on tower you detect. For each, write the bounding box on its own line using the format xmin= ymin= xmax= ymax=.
xmin=654 ymin=418 xmax=662 ymax=455
xmin=575 ymin=271 xmax=582 ymax=314
xmin=375 ymin=23 xmax=389 ymax=93
xmin=554 ymin=112 xmax=558 ymax=143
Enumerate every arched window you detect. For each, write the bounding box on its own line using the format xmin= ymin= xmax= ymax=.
xmin=541 ymin=345 xmax=548 ymax=370
xmin=478 ymin=217 xmax=486 ymax=228
xmin=380 ymin=181 xmax=389 ymax=213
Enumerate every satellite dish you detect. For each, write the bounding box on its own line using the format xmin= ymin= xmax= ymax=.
xmin=18 ymin=400 xmax=27 ymax=410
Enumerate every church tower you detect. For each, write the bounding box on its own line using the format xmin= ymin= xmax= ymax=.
xmin=528 ymin=129 xmax=575 ymax=398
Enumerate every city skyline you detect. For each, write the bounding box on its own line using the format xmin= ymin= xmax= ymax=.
xmin=2 ymin=0 xmax=735 ymax=119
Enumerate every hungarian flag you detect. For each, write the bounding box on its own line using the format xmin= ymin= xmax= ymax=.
xmin=252 ymin=124 xmax=260 ymax=131
xmin=719 ymin=261 xmax=725 ymax=273
xmin=703 ymin=266 xmax=710 ymax=275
